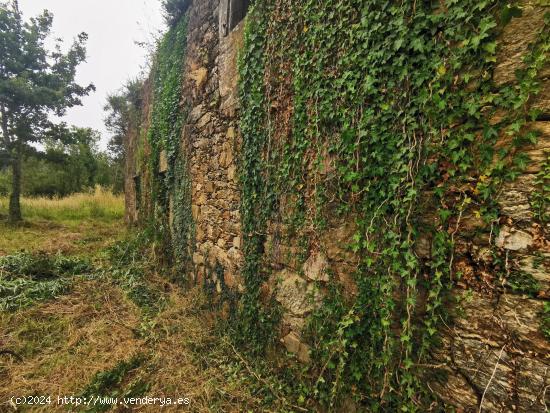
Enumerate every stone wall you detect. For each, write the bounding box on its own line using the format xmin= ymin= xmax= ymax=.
xmin=123 ymin=123 xmax=138 ymax=224
xmin=426 ymin=4 xmax=550 ymax=411
xmin=125 ymin=0 xmax=246 ymax=289
xmin=125 ymin=1 xmax=549 ymax=410
xmin=182 ymin=0 xmax=245 ymax=290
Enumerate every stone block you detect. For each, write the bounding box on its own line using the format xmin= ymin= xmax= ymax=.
xmin=414 ymin=234 xmax=432 ymax=258
xmin=496 ymin=226 xmax=533 ymax=251
xmin=430 ymin=291 xmax=550 ymax=411
xmin=498 ymin=175 xmax=536 ymax=222
xmin=227 ymin=164 xmax=237 ymax=182
xmin=282 ymin=331 xmax=301 ymax=354
xmin=159 ymin=150 xmax=168 ymax=173
xmin=193 ymin=253 xmax=205 ymax=265
xmin=197 ymin=112 xmax=213 ymax=129
xmin=196 ymin=192 xmax=207 ymax=205
xmin=207 ymin=224 xmax=219 ymax=240
xmin=303 ymin=251 xmax=329 ymax=282
xmin=196 ymin=225 xmax=206 ymax=242
xmin=281 ymin=332 xmax=311 ymax=364
xmin=189 ymin=67 xmax=208 ymax=89
xmin=321 ymin=222 xmax=356 ymax=262
xmin=210 ymin=245 xmax=229 ymax=266
xmin=205 ymin=181 xmax=215 ymax=193
xmin=192 ymin=204 xmax=200 ymax=220
xmin=189 ymin=104 xmax=205 ymax=122
xmin=232 ymin=236 xmax=241 ymax=249
xmin=519 ymin=253 xmax=550 ymax=292
xmin=493 ymin=1 xmax=550 ymax=86
xmin=274 ymin=270 xmax=322 ymax=316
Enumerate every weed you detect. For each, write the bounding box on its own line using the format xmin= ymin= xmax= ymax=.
xmin=0 ymin=252 xmax=92 ymax=279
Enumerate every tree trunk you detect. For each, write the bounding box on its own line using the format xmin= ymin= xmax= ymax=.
xmin=8 ymin=143 xmax=22 ymax=223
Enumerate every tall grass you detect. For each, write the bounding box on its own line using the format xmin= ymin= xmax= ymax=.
xmin=0 ymin=187 xmax=124 ymax=222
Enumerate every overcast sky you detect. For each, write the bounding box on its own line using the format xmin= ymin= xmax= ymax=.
xmin=18 ymin=0 xmax=165 ymax=150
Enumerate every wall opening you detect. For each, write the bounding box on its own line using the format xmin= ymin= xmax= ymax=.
xmin=133 ymin=175 xmax=141 ymax=210
xmin=222 ymin=0 xmax=250 ymax=36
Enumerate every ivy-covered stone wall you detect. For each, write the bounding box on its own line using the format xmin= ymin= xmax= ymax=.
xmin=126 ymin=0 xmax=246 ymax=287
xmin=184 ymin=0 xmax=245 ymax=289
xmin=126 ymin=0 xmax=549 ymax=411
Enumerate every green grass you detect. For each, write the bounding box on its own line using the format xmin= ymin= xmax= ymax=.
xmin=79 ymin=355 xmax=149 ymax=413
xmin=0 ymin=187 xmax=124 ymax=222
xmin=0 ymin=198 xmax=297 ymax=412
xmin=0 ymin=189 xmax=126 ymax=256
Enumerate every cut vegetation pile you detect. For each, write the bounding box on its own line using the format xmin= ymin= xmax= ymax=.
xmin=0 ymin=253 xmax=93 ymax=311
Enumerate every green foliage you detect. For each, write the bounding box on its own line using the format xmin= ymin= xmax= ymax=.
xmin=0 ymin=127 xmax=120 ymax=198
xmin=79 ymin=355 xmax=148 ymax=413
xmin=161 ymin=0 xmax=191 ymax=27
xmin=304 ymin=285 xmax=351 ymax=405
xmin=146 ymin=16 xmax=194 ymax=278
xmin=531 ymin=150 xmax=550 ymax=223
xmin=235 ymin=2 xmax=281 ymax=354
xmin=0 ymin=252 xmax=92 ymax=278
xmin=104 ymin=78 xmax=144 ymax=193
xmin=0 ymin=252 xmax=92 ymax=311
xmin=238 ymin=0 xmax=549 ymax=410
xmin=104 ymin=229 xmax=166 ymax=316
xmin=0 ymin=277 xmax=70 ymax=311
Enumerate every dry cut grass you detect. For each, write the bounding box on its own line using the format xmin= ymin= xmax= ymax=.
xmin=0 ymin=208 xmax=296 ymax=412
xmin=0 ymin=279 xmax=145 ymax=412
xmin=146 ymin=289 xmax=265 ymax=412
xmin=0 ymin=281 xmax=270 ymax=413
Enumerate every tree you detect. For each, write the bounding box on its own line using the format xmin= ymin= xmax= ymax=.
xmin=43 ymin=127 xmax=101 ymax=195
xmin=104 ymin=78 xmax=143 ymax=193
xmin=0 ymin=1 xmax=94 ymax=222
xmin=0 ymin=127 xmax=120 ymax=197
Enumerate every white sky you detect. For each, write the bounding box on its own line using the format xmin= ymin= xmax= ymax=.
xmin=18 ymin=0 xmax=165 ymax=150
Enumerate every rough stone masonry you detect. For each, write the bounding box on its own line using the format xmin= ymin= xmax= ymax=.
xmin=124 ymin=1 xmax=550 ymax=411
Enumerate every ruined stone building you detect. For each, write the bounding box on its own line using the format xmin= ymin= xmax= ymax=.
xmin=124 ymin=0 xmax=550 ymax=411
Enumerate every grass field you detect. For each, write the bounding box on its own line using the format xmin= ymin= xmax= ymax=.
xmin=0 ymin=192 xmax=301 ymax=412
xmin=0 ymin=188 xmax=125 ymax=256
xmin=0 ymin=187 xmax=124 ymax=222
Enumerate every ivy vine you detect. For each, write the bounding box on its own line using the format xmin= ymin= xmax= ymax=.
xmin=145 ymin=16 xmax=194 ymax=277
xmin=235 ymin=3 xmax=281 ymax=353
xmin=237 ymin=0 xmax=549 ymax=411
